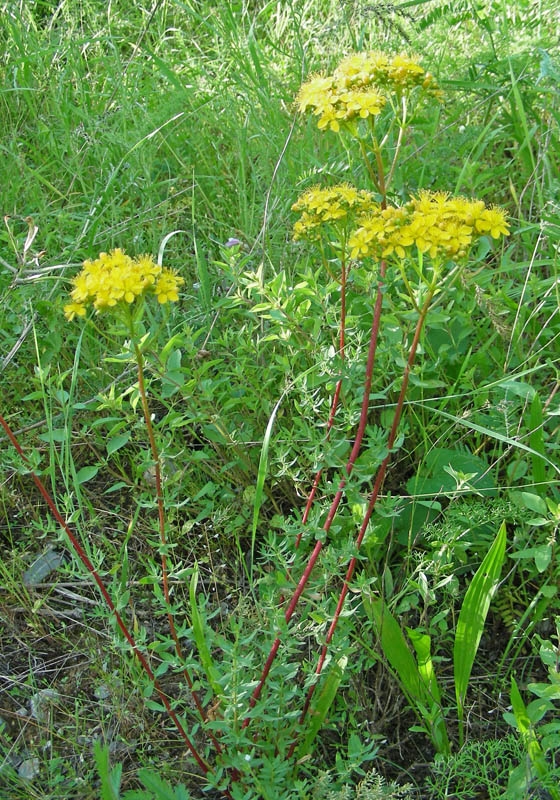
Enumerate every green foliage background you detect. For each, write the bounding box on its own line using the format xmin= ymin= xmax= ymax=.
xmin=1 ymin=1 xmax=559 ymax=798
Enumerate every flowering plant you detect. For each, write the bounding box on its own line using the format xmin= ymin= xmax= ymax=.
xmin=2 ymin=47 xmax=512 ymax=798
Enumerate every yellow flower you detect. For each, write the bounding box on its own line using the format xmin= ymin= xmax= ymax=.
xmin=348 ymin=191 xmax=509 ymax=263
xmin=63 ymin=302 xmax=86 ymax=321
xmin=474 ymin=207 xmax=510 ymax=238
xmin=338 ymin=89 xmax=385 ymax=120
xmin=348 ymin=226 xmax=375 ymax=259
xmin=334 ymin=51 xmax=389 ymax=89
xmin=155 ymin=270 xmax=184 ymax=304
xmin=292 ymin=184 xmax=378 ymax=242
xmin=296 ymin=75 xmax=335 ymax=113
xmin=65 ymin=249 xmax=184 ymax=319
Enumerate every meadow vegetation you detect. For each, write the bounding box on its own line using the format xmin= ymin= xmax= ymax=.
xmin=1 ymin=1 xmax=560 ymax=798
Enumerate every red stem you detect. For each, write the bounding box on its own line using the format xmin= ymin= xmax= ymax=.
xmin=134 ymin=345 xmax=222 ymax=754
xmin=0 ymin=411 xmax=212 ymax=776
xmin=289 ymin=286 xmax=435 ymax=753
xmin=242 ymin=260 xmax=387 ymax=728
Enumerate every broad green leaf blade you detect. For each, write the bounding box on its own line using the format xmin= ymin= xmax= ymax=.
xmin=189 ymin=566 xmax=221 ymax=697
xmin=76 ymin=465 xmax=99 ymax=484
xmin=367 ymin=599 xmax=426 ymax=705
xmin=107 ymin=433 xmax=130 ymax=456
xmin=297 ymin=656 xmax=347 ymax=761
xmin=454 ymin=521 xmax=507 ymax=733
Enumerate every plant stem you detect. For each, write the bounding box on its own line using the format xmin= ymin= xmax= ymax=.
xmin=289 ymin=283 xmax=436 ymax=747
xmin=0 ymin=411 xmax=212 ymax=777
xmin=372 ymin=137 xmax=386 ymax=204
xmin=358 ymin=137 xmax=380 ymax=191
xmin=386 ymin=96 xmax=407 ymax=189
xmin=242 ymin=260 xmax=387 ymax=728
xmin=133 ymin=343 xmax=222 ymax=753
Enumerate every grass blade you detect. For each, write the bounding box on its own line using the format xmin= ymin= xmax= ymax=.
xmin=454 ymin=521 xmax=507 ymax=743
xmin=416 ymin=404 xmax=560 ymax=475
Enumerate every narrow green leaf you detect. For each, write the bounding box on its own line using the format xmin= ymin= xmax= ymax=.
xmin=454 ymin=522 xmax=507 ymax=738
xmin=251 ymin=393 xmax=285 ymax=579
xmin=138 ymin=769 xmax=188 ymax=799
xmin=189 ymin=566 xmax=221 ymax=697
xmin=529 ymin=394 xmax=548 ymax=493
xmin=415 ymin=403 xmax=560 ymax=475
xmin=510 ymin=677 xmax=552 ymax=785
xmin=94 ymin=741 xmax=122 ymax=800
xmin=297 ymin=656 xmax=347 ymax=761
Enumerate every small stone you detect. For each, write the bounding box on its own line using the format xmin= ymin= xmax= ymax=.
xmin=18 ymin=758 xmax=40 ymax=780
xmin=30 ymin=689 xmax=59 ymax=722
xmin=23 ymin=549 xmax=63 ymax=587
xmin=94 ymin=684 xmax=111 ymax=701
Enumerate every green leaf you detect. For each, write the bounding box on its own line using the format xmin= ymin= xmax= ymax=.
xmin=76 ymin=465 xmax=99 ymax=484
xmin=107 ymin=433 xmax=131 ymax=456
xmin=297 ymin=656 xmax=347 ymax=761
xmin=137 ymin=769 xmax=191 ymax=799
xmin=94 ymin=741 xmax=122 ymax=800
xmin=406 ymin=447 xmax=496 ymax=497
xmin=520 ymin=492 xmax=548 ymax=515
xmin=367 ymin=598 xmax=423 ymax=699
xmin=509 ymin=676 xmax=558 ymax=798
xmin=530 ymin=394 xmax=548 ymax=494
xmin=189 ymin=566 xmax=221 ymax=697
xmin=534 ymin=545 xmax=552 ymax=573
xmin=38 ymin=428 xmax=67 ymax=443
xmin=407 ymin=628 xmax=449 ymax=755
xmin=454 ymin=521 xmax=506 ymax=741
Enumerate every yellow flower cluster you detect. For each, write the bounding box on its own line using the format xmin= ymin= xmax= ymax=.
xmin=334 ymin=51 xmax=442 ymax=98
xmin=348 ymin=191 xmax=509 ymax=262
xmin=296 ymin=51 xmax=442 ymax=131
xmin=296 ymin=75 xmax=385 ymax=132
xmin=292 ymin=184 xmax=376 ymax=240
xmin=64 ymin=249 xmax=184 ymax=320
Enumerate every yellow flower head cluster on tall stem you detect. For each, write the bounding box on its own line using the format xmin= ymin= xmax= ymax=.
xmin=296 ymin=51 xmax=442 ymax=132
xmin=292 ymin=184 xmax=377 ymax=241
xmin=64 ymin=249 xmax=184 ymax=320
xmin=348 ymin=191 xmax=509 ymax=262
xmin=296 ymin=74 xmax=386 ymax=132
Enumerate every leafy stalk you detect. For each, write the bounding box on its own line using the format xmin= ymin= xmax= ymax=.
xmin=242 ymin=259 xmax=387 ymax=728
xmin=289 ymin=283 xmax=436 ymax=748
xmin=0 ymin=411 xmax=212 ymax=777
xmin=134 ymin=341 xmax=222 ymax=752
